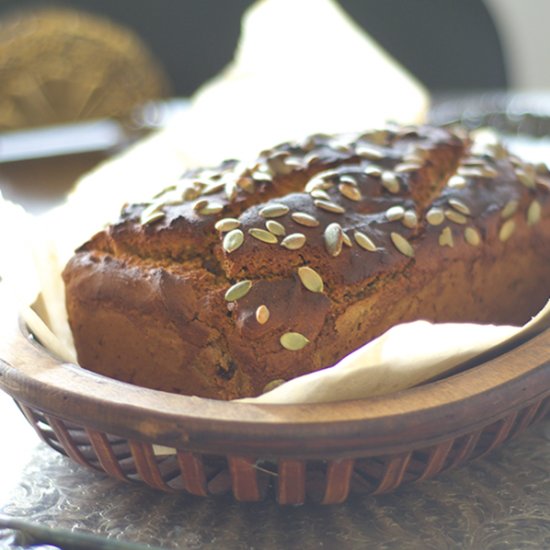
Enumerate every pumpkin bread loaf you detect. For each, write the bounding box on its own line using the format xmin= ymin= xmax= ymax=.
xmin=63 ymin=124 xmax=550 ymax=399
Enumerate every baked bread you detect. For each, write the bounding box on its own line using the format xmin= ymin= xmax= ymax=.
xmin=63 ymin=124 xmax=550 ymax=399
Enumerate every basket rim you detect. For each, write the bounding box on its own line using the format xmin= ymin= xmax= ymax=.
xmin=1 ymin=312 xmax=549 ymax=458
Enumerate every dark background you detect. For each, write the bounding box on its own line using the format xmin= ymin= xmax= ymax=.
xmin=0 ymin=0 xmax=508 ymax=96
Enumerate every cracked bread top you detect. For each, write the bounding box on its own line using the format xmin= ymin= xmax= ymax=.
xmin=65 ymin=124 xmax=550 ymax=398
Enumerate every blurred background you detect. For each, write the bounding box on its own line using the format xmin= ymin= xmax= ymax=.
xmin=0 ymin=0 xmax=548 ymax=129
xmin=1 ymin=0 xmax=547 ymax=96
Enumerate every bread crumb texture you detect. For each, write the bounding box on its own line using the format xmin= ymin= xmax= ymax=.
xmin=63 ymin=125 xmax=550 ymax=399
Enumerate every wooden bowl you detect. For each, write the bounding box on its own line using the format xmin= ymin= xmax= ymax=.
xmin=0 ymin=310 xmax=548 ymax=505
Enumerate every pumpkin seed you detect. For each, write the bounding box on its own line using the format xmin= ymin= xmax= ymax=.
xmin=141 ymin=210 xmax=165 ymax=226
xmin=284 ymin=156 xmax=304 ymax=168
xmin=515 ymin=168 xmax=536 ymax=189
xmin=386 ymin=205 xmax=405 ymax=221
xmin=464 ymin=227 xmax=481 ymax=246
xmin=501 ymin=200 xmax=519 ymax=219
xmin=458 ymin=166 xmax=498 ymax=178
xmin=251 ymin=172 xmax=272 ymax=184
xmin=354 ymin=231 xmax=377 ymax=251
xmin=291 ymin=212 xmax=320 ymax=227
xmin=191 ymin=179 xmax=209 ymax=191
xmin=339 ymin=174 xmax=358 ymax=186
xmin=192 ymin=199 xmax=209 ymax=212
xmin=249 ymin=228 xmax=278 ymax=244
xmin=304 ymin=152 xmax=321 ymax=166
xmin=499 ymin=219 xmax=516 ymax=242
xmin=527 ymin=200 xmax=541 ymax=226
xmin=182 ymin=185 xmax=200 ymax=201
xmin=153 ymin=184 xmax=176 ymax=198
xmin=447 ymin=175 xmax=467 ymax=189
xmin=445 ymin=210 xmax=468 ymax=225
xmin=426 ymin=207 xmax=445 ymax=226
xmin=224 ymin=280 xmax=252 ymax=302
xmin=215 ymin=218 xmax=241 ymax=232
xmin=259 ymin=203 xmax=290 ymax=218
xmin=314 ymin=199 xmax=346 ymax=214
xmin=402 ymin=210 xmax=418 ymax=229
xmin=280 ymin=332 xmax=310 ymax=351
xmin=255 ymin=305 xmax=270 ymax=325
xmin=160 ymin=192 xmax=184 ymax=206
xmin=201 ymin=181 xmax=225 ymax=195
xmin=266 ymin=220 xmax=286 ymax=236
xmin=298 ymin=266 xmax=324 ymax=293
xmin=324 ymin=223 xmax=344 ymax=256
xmin=445 ymin=209 xmax=467 ymax=224
xmin=364 ymin=165 xmax=382 ymax=177
xmin=331 ymin=141 xmax=353 ymax=154
xmin=381 ymin=171 xmax=400 ymax=194
xmin=310 ymin=189 xmax=331 ymax=201
xmin=356 ymin=145 xmax=384 ymax=160
xmin=439 ymin=227 xmax=454 ymax=247
xmin=394 ymin=162 xmax=422 ymax=173
xmin=140 ymin=201 xmax=162 ymax=221
xmin=199 ymin=202 xmax=223 ymax=215
xmin=223 ymin=229 xmax=244 ymax=253
xmin=305 ymin=177 xmax=332 ymax=193
xmin=449 ymin=198 xmax=471 ymax=216
xmin=267 ymin=152 xmax=293 ymax=175
xmin=338 ymin=183 xmax=362 ymax=201
xmin=390 ymin=231 xmax=414 ymax=257
xmin=360 ymin=129 xmax=389 ymax=145
xmin=224 ymin=180 xmax=238 ymax=201
xmin=237 ymin=176 xmax=256 ymax=193
xmin=281 ymin=233 xmax=306 ymax=250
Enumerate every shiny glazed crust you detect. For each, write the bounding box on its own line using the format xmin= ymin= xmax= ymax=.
xmin=63 ymin=125 xmax=550 ymax=399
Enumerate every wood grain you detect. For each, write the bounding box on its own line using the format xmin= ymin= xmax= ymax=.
xmin=0 ymin=312 xmax=548 ymax=502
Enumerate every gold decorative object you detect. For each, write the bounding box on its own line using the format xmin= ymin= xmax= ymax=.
xmin=0 ymin=8 xmax=171 ymax=130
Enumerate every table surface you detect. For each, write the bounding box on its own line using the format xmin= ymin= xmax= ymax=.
xmin=0 ymin=121 xmax=549 ymax=550
xmin=0 ymin=390 xmax=548 ymax=549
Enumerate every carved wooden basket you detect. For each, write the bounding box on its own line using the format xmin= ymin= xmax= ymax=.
xmin=0 ymin=310 xmax=548 ymax=505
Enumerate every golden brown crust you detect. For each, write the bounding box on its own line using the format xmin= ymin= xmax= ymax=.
xmin=63 ymin=124 xmax=550 ymax=399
